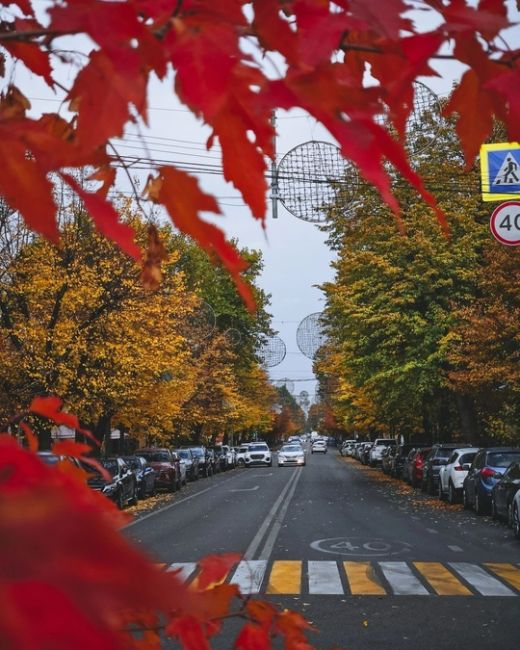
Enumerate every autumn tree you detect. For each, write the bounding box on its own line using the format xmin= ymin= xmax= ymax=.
xmin=320 ymin=111 xmax=490 ymax=442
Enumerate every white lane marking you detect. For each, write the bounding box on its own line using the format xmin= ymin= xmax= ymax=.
xmin=257 ymin=468 xmax=303 ymax=561
xmin=379 ymin=562 xmax=430 ymax=596
xmin=167 ymin=562 xmax=197 ymax=582
xmin=230 ymin=560 xmax=267 ymax=594
xmin=449 ymin=563 xmax=516 ymax=596
xmin=125 ymin=473 xmax=251 ymax=529
xmin=229 ymin=485 xmax=260 ymax=492
xmin=243 ymin=469 xmax=300 ymax=561
xmin=250 ymin=473 xmax=273 ymax=477
xmin=426 ymin=528 xmax=439 ymax=534
xmin=448 ymin=545 xmax=463 ymax=552
xmin=308 ymin=561 xmax=344 ymax=595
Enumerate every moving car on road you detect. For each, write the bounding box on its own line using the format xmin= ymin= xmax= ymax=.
xmin=311 ymin=439 xmax=327 ymax=454
xmin=277 ymin=444 xmax=306 ymax=467
xmin=243 ymin=442 xmax=272 ymax=467
xmin=438 ymin=447 xmax=479 ymax=504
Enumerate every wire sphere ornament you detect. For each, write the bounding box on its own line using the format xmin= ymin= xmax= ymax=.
xmin=224 ymin=328 xmax=242 ymax=346
xmin=257 ymin=335 xmax=287 ymax=368
xmin=376 ymin=81 xmax=441 ymax=155
xmin=299 ymin=390 xmax=309 ymax=400
xmin=187 ymin=301 xmax=216 ymax=340
xmin=274 ymin=378 xmax=295 ymax=394
xmin=296 ymin=312 xmax=327 ymax=360
xmin=277 ymin=140 xmax=354 ymax=224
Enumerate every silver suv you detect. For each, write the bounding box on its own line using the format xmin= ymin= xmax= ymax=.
xmin=243 ymin=442 xmax=272 ymax=467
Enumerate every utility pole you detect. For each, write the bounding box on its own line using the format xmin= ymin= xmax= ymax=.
xmin=270 ymin=110 xmax=279 ymax=219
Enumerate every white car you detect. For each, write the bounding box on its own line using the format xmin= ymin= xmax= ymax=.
xmin=438 ymin=447 xmax=480 ymax=503
xmin=243 ymin=442 xmax=272 ymax=467
xmin=235 ymin=444 xmax=250 ymax=467
xmin=368 ymin=439 xmax=396 ymax=466
xmin=311 ymin=439 xmax=327 ymax=454
xmin=340 ymin=439 xmax=356 ymax=456
xmin=278 ymin=444 xmax=306 ymax=467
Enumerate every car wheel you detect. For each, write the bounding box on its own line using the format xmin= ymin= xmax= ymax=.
xmin=491 ymin=498 xmax=497 ymax=520
xmin=129 ymin=485 xmax=138 ymax=506
xmin=475 ymin=492 xmax=486 ymax=515
xmin=513 ymin=504 xmax=520 ymax=539
xmin=463 ymin=488 xmax=471 ymax=510
xmin=238 ymin=459 xmax=245 ymax=468
xmin=268 ymin=460 xmax=272 ymax=467
xmin=438 ymin=479 xmax=445 ymax=501
xmin=508 ymin=503 xmax=513 ymax=527
xmin=116 ymin=490 xmax=124 ymax=510
xmin=447 ymin=482 xmax=457 ymax=505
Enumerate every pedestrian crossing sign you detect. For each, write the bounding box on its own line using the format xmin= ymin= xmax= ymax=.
xmin=480 ymin=142 xmax=520 ymax=201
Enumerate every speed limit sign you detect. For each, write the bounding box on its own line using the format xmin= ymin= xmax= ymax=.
xmin=490 ymin=201 xmax=520 ymax=246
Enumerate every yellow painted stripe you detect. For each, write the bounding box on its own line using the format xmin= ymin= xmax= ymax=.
xmin=266 ymin=561 xmax=301 ymax=594
xmin=485 ymin=564 xmax=520 ymax=591
xmin=344 ymin=561 xmax=386 ymax=595
xmin=414 ymin=562 xmax=472 ymax=596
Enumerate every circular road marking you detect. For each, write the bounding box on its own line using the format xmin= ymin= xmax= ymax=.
xmin=310 ymin=536 xmax=412 ymax=557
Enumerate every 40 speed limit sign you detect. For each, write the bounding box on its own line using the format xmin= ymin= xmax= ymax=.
xmin=490 ymin=201 xmax=520 ymax=246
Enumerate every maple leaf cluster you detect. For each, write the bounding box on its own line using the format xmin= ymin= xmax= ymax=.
xmin=0 ymin=0 xmax=518 ymax=300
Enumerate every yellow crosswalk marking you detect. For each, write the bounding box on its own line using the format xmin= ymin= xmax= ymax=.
xmin=266 ymin=561 xmax=302 ymax=594
xmin=413 ymin=562 xmax=472 ymax=596
xmin=344 ymin=561 xmax=386 ymax=595
xmin=485 ymin=563 xmax=520 ymax=591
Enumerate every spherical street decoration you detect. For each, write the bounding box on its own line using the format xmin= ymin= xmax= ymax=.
xmin=299 ymin=390 xmax=309 ymax=400
xmin=188 ymin=301 xmax=216 ymax=340
xmin=274 ymin=378 xmax=295 ymax=394
xmin=277 ymin=140 xmax=354 ymax=224
xmin=296 ymin=312 xmax=327 ymax=360
xmin=257 ymin=335 xmax=287 ymax=368
xmin=224 ymin=328 xmax=242 ymax=346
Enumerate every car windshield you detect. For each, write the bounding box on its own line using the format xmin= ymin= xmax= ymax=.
xmin=178 ymin=451 xmax=191 ymax=459
xmin=249 ymin=444 xmax=268 ymax=452
xmin=123 ymin=457 xmax=141 ymax=469
xmin=281 ymin=445 xmax=301 ymax=453
xmin=101 ymin=460 xmax=119 ymax=477
xmin=190 ymin=448 xmax=204 ymax=458
xmin=487 ymin=451 xmax=520 ymax=468
xmin=139 ymin=451 xmax=171 ymax=463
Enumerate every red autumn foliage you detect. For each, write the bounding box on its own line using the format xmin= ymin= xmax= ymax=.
xmin=1 ymin=1 xmax=519 ymax=647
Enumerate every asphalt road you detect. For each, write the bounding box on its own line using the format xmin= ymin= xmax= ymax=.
xmin=126 ymin=446 xmax=520 ymax=649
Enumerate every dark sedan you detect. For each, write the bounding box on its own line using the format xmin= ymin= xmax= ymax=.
xmin=87 ymin=457 xmax=138 ymax=509
xmin=491 ymin=461 xmax=520 ymax=524
xmin=121 ymin=455 xmax=156 ymax=499
xmin=463 ymin=448 xmax=520 ymax=514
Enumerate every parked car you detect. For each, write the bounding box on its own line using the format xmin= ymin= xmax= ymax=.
xmin=136 ymin=448 xmax=181 ymax=492
xmin=221 ymin=445 xmax=236 ymax=469
xmin=491 ymin=461 xmax=520 ymax=523
xmin=87 ymin=457 xmax=138 ymax=509
xmin=510 ymin=488 xmax=520 ymax=539
xmin=360 ymin=442 xmax=373 ymax=465
xmin=37 ymin=450 xmax=81 ymax=469
xmin=422 ymin=443 xmax=469 ymax=495
xmin=208 ymin=446 xmax=228 ymax=471
xmin=188 ymin=446 xmax=213 ymax=477
xmin=205 ymin=448 xmax=219 ymax=474
xmin=235 ymin=444 xmax=251 ymax=467
xmin=369 ymin=439 xmax=396 ymax=466
xmin=243 ymin=442 xmax=272 ymax=467
xmin=121 ymin=455 xmax=157 ymax=499
xmin=278 ymin=444 xmax=306 ymax=467
xmin=381 ymin=446 xmax=395 ymax=474
xmin=463 ymin=448 xmax=520 ymax=514
xmin=438 ymin=447 xmax=479 ymax=503
xmin=406 ymin=447 xmax=432 ymax=487
xmin=311 ymin=439 xmax=327 ymax=454
xmin=340 ymin=440 xmax=356 ymax=456
xmin=390 ymin=444 xmax=416 ymax=479
xmin=177 ymin=448 xmax=200 ymax=481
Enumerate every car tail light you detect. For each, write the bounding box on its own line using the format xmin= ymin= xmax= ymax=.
xmin=415 ymin=458 xmax=424 ymax=468
xmin=481 ymin=467 xmax=497 ymax=478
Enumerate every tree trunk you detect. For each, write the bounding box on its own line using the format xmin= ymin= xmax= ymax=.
xmin=454 ymin=393 xmax=480 ymax=444
xmin=94 ymin=413 xmax=112 ymax=455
